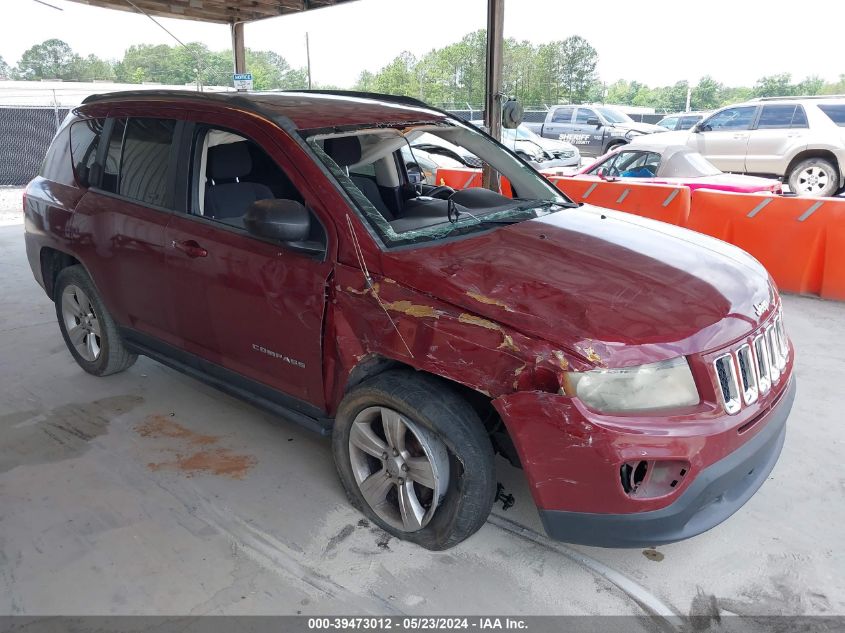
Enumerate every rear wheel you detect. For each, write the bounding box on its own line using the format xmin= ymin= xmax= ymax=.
xmin=332 ymin=370 xmax=496 ymax=550
xmin=55 ymin=265 xmax=137 ymax=376
xmin=787 ymin=158 xmax=839 ymax=197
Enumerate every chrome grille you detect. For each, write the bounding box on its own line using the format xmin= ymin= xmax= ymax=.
xmin=766 ymin=325 xmax=782 ymax=381
xmin=714 ymin=354 xmax=741 ymax=414
xmin=713 ymin=308 xmax=789 ymax=415
xmin=736 ymin=344 xmax=759 ymax=405
xmin=754 ymin=334 xmax=772 ymax=395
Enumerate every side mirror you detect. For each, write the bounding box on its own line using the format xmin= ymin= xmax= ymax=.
xmin=586 ymin=117 xmax=601 ymax=127
xmin=244 ymin=199 xmax=310 ymax=242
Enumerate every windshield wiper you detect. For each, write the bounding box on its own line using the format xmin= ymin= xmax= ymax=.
xmin=513 ymin=198 xmax=580 ymax=211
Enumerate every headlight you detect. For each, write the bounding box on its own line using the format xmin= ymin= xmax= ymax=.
xmin=563 ymin=357 xmax=699 ymax=414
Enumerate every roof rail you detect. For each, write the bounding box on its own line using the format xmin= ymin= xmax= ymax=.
xmin=280 ymin=89 xmax=431 ymax=109
xmin=754 ymin=94 xmax=845 ymax=101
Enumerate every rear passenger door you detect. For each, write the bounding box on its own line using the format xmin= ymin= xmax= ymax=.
xmin=70 ymin=114 xmax=183 ymax=344
xmin=542 ymin=106 xmax=574 ymax=141
xmin=163 ymin=114 xmax=334 ymax=411
xmin=745 ymin=104 xmax=809 ymax=175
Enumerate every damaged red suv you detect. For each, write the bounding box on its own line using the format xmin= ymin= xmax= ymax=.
xmin=24 ymin=90 xmax=796 ymax=550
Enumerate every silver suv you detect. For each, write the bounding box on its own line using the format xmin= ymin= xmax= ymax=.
xmin=640 ymin=96 xmax=845 ymax=196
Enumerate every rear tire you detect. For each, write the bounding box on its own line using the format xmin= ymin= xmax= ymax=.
xmin=332 ymin=370 xmax=496 ymax=550
xmin=54 ymin=265 xmax=137 ymax=376
xmin=787 ymin=157 xmax=839 ymax=197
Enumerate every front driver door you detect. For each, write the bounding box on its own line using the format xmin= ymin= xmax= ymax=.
xmin=164 ymin=114 xmax=334 ymax=411
xmin=691 ymin=105 xmax=758 ymax=172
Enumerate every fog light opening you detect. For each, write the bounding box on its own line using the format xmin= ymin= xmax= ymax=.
xmin=620 ymin=460 xmax=690 ymax=498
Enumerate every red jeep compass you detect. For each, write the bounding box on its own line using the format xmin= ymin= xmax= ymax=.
xmin=24 ymin=90 xmax=796 ymax=550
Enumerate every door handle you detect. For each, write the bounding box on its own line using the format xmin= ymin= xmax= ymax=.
xmin=171 ymin=239 xmax=208 ymax=258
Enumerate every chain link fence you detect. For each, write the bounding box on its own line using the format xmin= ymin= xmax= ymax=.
xmin=0 ymin=106 xmax=70 ymax=186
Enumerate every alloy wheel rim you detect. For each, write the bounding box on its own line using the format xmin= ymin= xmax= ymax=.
xmin=796 ymin=166 xmax=830 ymax=195
xmin=348 ymin=406 xmax=450 ymax=532
xmin=61 ymin=284 xmax=102 ymax=362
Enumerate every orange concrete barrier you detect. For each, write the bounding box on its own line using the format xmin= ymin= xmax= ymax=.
xmin=550 ymin=177 xmax=690 ymax=226
xmin=688 ymin=190 xmax=845 ymax=299
xmin=437 ymin=168 xmax=845 ymax=301
xmin=436 ymin=167 xmax=482 ymax=190
xmin=435 ymin=167 xmax=513 ymax=197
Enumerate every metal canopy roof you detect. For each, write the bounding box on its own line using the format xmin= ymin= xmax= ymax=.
xmin=65 ymin=0 xmax=359 ymax=24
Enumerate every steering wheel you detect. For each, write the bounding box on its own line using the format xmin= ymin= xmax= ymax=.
xmin=426 ymin=185 xmax=456 ymax=200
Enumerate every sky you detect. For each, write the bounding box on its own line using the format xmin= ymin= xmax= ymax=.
xmin=3 ymin=0 xmax=844 ymax=89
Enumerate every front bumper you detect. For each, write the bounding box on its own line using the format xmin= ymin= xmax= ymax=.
xmin=538 ymin=377 xmax=795 ymax=547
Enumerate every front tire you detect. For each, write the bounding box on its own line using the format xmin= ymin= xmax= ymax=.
xmin=55 ymin=265 xmax=137 ymax=376
xmin=787 ymin=157 xmax=839 ymax=197
xmin=332 ymin=370 xmax=496 ymax=550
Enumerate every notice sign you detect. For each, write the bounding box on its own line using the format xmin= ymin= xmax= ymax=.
xmin=233 ymin=73 xmax=253 ymax=91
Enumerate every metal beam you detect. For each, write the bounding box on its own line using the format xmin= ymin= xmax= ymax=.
xmin=231 ymin=21 xmax=246 ymax=75
xmin=482 ymin=0 xmax=504 ymax=191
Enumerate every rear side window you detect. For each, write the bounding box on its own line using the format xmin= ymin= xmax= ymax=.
xmin=757 ymin=104 xmax=809 ymax=129
xmin=69 ymin=118 xmax=105 ymax=187
xmin=551 ymin=107 xmax=573 ymax=123
xmin=102 ymin=117 xmax=177 ymax=209
xmin=818 ymin=104 xmax=845 ymax=127
xmin=574 ymin=108 xmax=595 ymax=124
xmin=39 ymin=122 xmax=74 ymax=186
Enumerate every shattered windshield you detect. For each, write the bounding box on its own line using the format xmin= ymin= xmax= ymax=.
xmin=304 ymin=121 xmax=572 ymax=249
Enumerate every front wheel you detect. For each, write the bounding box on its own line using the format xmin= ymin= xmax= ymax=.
xmin=332 ymin=370 xmax=496 ymax=550
xmin=787 ymin=158 xmax=839 ymax=197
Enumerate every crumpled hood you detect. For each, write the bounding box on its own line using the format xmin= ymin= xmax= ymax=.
xmin=621 ymin=122 xmax=666 ymax=134
xmin=384 ymin=206 xmax=774 ymax=367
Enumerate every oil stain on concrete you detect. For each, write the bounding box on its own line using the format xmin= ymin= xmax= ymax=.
xmin=0 ymin=395 xmax=144 ymax=473
xmin=136 ymin=414 xmax=257 ymax=479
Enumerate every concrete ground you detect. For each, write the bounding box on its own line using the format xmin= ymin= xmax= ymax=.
xmin=1 ymin=191 xmax=843 ymax=625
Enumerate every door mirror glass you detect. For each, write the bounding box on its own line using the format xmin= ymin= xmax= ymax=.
xmin=586 ymin=118 xmax=601 ymax=127
xmin=244 ymin=199 xmax=311 ymax=242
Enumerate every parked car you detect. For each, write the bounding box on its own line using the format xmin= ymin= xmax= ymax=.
xmin=25 ymin=90 xmax=795 ymax=550
xmin=411 ymin=128 xmax=577 ymax=172
xmin=575 ymin=143 xmax=783 ymax=193
xmin=656 ymin=112 xmax=708 ymax=131
xmin=469 ymin=120 xmax=580 ymax=167
xmin=524 ymin=105 xmax=664 ymax=157
xmin=636 ymin=96 xmax=845 ymax=196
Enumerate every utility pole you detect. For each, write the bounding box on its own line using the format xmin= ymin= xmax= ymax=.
xmin=482 ymin=0 xmax=504 ymax=192
xmin=306 ymin=32 xmax=312 ymax=90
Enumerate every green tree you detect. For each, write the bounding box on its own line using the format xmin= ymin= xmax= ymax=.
xmin=558 ymin=36 xmax=598 ymax=104
xmin=73 ymin=54 xmax=116 ymax=81
xmin=0 ymin=55 xmax=10 ymax=80
xmin=691 ymin=75 xmax=723 ymax=110
xmin=796 ymin=75 xmax=823 ymax=96
xmin=754 ymin=73 xmax=795 ymax=97
xmin=821 ymin=74 xmax=845 ymax=95
xmin=15 ymin=39 xmax=81 ymax=80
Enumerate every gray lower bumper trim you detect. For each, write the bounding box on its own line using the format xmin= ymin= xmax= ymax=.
xmin=539 ymin=378 xmax=796 ymax=548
